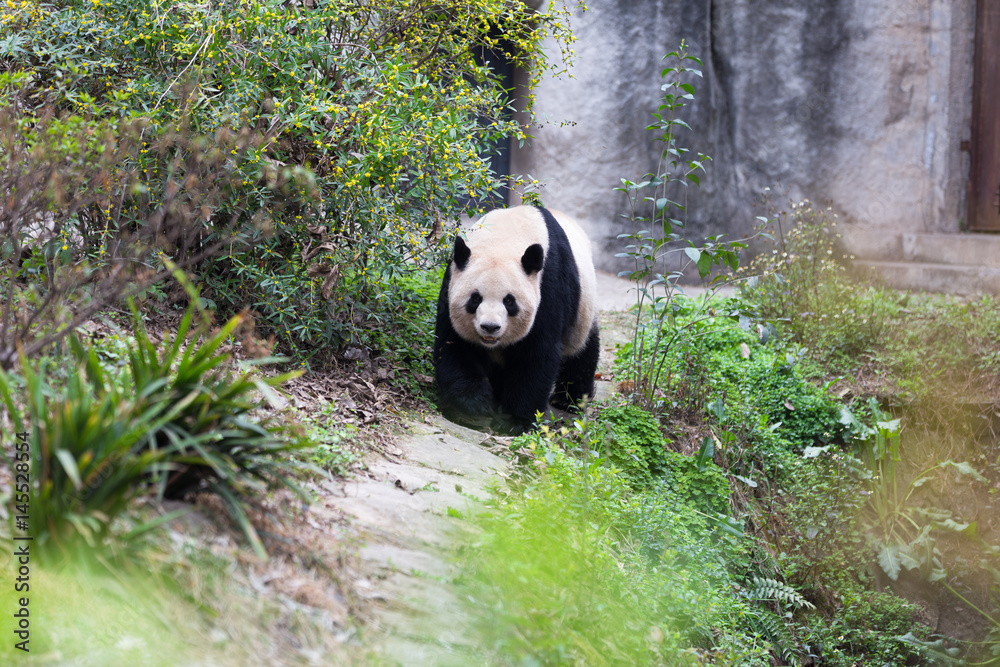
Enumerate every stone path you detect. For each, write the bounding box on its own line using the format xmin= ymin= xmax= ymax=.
xmin=318 ymin=417 xmax=506 ymax=664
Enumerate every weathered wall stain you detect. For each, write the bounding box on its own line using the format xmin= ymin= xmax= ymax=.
xmin=512 ymin=0 xmax=975 ymax=273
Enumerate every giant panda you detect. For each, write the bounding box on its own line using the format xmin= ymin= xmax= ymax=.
xmin=433 ymin=205 xmax=600 ymax=433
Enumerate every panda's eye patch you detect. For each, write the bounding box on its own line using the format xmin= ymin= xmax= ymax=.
xmin=503 ymin=294 xmax=519 ymax=316
xmin=465 ymin=291 xmax=483 ymax=314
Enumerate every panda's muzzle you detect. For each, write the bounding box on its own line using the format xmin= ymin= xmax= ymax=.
xmin=479 ymin=322 xmax=501 ymax=345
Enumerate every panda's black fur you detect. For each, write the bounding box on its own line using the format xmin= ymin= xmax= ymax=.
xmin=433 ymin=206 xmax=600 ymax=433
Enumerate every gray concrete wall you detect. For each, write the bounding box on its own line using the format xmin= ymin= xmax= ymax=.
xmin=511 ymin=0 xmax=976 ymax=273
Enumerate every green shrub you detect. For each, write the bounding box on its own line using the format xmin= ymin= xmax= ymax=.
xmin=1 ymin=300 xmax=309 ymax=560
xmin=365 ymin=268 xmax=440 ymax=401
xmin=3 ymin=0 xmax=581 ymax=357
xmin=0 ymin=94 xmax=270 ymax=369
xmin=740 ymin=200 xmax=894 ymax=369
xmin=710 ymin=340 xmax=844 ymax=448
xmin=805 ymin=586 xmax=926 ymax=666
xmin=615 ymin=297 xmax=845 ymax=453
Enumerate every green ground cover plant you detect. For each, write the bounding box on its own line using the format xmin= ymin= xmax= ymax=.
xmin=466 ymin=419 xmax=793 ymax=666
xmin=737 ymin=200 xmax=1000 ymax=665
xmin=741 ymin=199 xmax=1000 ymax=416
xmin=469 ymin=308 xmax=951 ymax=665
xmin=615 ymin=295 xmax=844 ymax=457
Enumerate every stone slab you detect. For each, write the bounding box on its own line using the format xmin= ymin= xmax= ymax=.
xmin=855 ymin=260 xmax=1000 ymax=295
xmin=901 ymin=233 xmax=1000 ymax=268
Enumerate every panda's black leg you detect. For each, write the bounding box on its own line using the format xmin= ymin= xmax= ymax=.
xmin=435 ymin=339 xmax=496 ymax=417
xmin=552 ymin=323 xmax=600 ymax=412
xmin=495 ymin=345 xmax=563 ymax=433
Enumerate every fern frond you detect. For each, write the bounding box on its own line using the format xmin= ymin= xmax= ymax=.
xmin=746 ymin=607 xmax=798 ymax=665
xmin=747 ymin=576 xmax=816 ymax=610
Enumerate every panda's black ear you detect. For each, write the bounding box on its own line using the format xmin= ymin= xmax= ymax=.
xmin=521 ymin=244 xmax=544 ymax=275
xmin=453 ymin=236 xmax=471 ymax=270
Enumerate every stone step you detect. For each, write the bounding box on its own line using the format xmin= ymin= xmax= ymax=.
xmin=901 ymin=233 xmax=1000 ymax=269
xmin=840 ymin=229 xmax=903 ymax=262
xmin=843 ymin=231 xmax=1000 ymax=267
xmin=854 ymin=260 xmax=1000 ymax=296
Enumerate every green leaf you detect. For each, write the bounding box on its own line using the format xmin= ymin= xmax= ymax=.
xmin=55 ymin=450 xmax=84 ymax=490
xmin=696 ymin=251 xmax=712 ymax=279
xmin=897 ymin=633 xmax=963 ymax=661
xmin=122 ymin=508 xmax=192 ymax=541
xmin=802 ymin=445 xmax=832 ymax=459
xmin=896 ymin=543 xmax=923 ymax=572
xmin=875 ymin=419 xmax=901 ymax=434
xmin=934 ymin=518 xmax=977 ymax=538
xmin=878 ymin=543 xmax=902 ymax=580
xmin=210 ymin=481 xmax=268 ymax=560
xmin=695 ymin=435 xmax=715 ymax=472
xmin=940 ymin=459 xmax=988 ymax=483
xmin=712 ymin=514 xmax=744 ymax=538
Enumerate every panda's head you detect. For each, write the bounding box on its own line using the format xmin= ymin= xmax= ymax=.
xmin=448 ymin=235 xmax=544 ymax=348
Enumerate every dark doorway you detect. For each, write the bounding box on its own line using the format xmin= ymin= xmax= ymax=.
xmin=969 ymin=0 xmax=1000 ymax=231
xmin=471 ymin=34 xmax=515 ymax=208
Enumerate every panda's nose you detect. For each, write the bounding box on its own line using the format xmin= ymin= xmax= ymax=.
xmin=481 ymin=322 xmax=501 ymax=334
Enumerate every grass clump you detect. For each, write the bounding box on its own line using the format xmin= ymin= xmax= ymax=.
xmin=0 ymin=299 xmax=309 ymax=561
xmin=0 ymin=557 xmax=236 ymax=665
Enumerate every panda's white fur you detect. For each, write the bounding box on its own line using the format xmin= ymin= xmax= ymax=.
xmin=548 ymin=209 xmax=597 ymax=356
xmin=447 ymin=206 xmax=596 ymax=355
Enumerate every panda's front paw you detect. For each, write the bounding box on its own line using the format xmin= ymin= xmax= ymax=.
xmin=485 ymin=413 xmax=534 ymax=436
